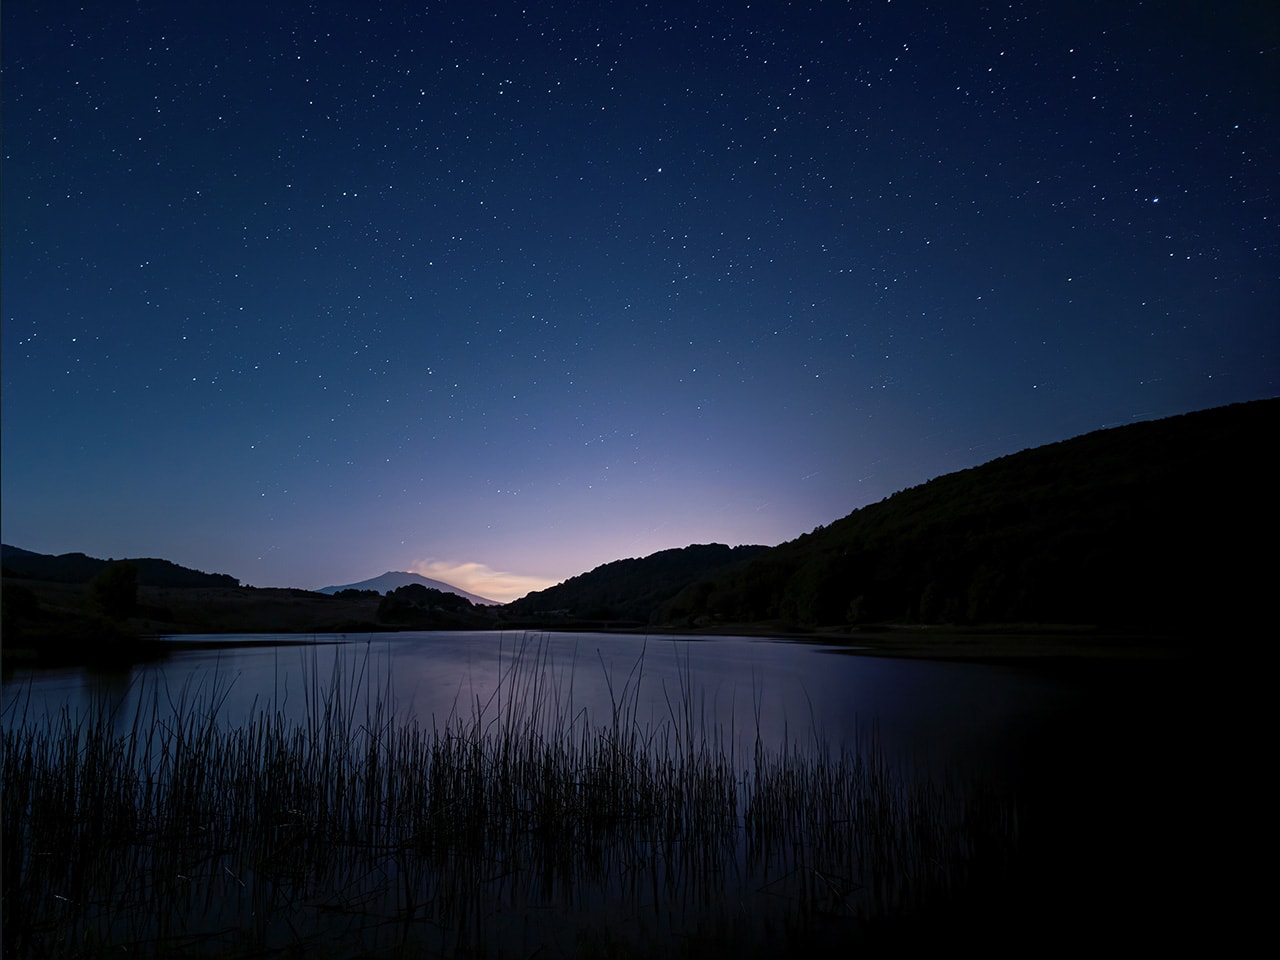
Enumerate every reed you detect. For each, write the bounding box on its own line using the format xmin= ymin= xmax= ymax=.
xmin=2 ymin=636 xmax=1019 ymax=958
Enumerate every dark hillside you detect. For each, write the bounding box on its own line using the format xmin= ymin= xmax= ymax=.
xmin=1 ymin=546 xmax=239 ymax=588
xmin=504 ymin=543 xmax=769 ymax=624
xmin=662 ymin=399 xmax=1278 ymax=631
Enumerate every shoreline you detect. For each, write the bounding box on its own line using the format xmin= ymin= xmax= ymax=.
xmin=2 ymin=620 xmax=1191 ymax=671
xmin=535 ymin=621 xmax=1192 ymax=665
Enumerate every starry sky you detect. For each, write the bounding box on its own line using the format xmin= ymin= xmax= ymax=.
xmin=3 ymin=1 xmax=1276 ymax=601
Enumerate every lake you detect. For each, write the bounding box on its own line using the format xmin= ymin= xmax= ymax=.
xmin=2 ymin=630 xmax=1198 ymax=956
xmin=2 ymin=630 xmax=1079 ymax=777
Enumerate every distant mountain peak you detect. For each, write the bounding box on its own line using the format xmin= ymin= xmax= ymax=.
xmin=316 ymin=571 xmax=498 ymax=605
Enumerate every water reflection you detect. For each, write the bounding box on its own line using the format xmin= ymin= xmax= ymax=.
xmin=2 ymin=631 xmax=1075 ymax=777
xmin=4 ymin=631 xmax=1192 ymax=956
xmin=4 ymin=632 xmax=1039 ymax=958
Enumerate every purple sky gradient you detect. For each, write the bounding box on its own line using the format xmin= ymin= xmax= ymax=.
xmin=3 ymin=1 xmax=1276 ymax=600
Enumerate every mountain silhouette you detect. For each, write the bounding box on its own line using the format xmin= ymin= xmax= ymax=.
xmin=316 ymin=571 xmax=498 ymax=605
xmin=503 ymin=543 xmax=769 ymax=624
xmin=7 ymin=398 xmax=1274 ymax=642
xmin=1 ymin=545 xmax=239 ymax=588
xmin=660 ymin=398 xmax=1277 ymax=632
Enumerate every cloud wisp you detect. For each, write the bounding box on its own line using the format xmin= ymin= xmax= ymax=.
xmin=410 ymin=560 xmax=558 ymax=604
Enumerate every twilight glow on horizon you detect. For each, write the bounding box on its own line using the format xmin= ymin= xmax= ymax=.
xmin=2 ymin=2 xmax=1276 ymax=602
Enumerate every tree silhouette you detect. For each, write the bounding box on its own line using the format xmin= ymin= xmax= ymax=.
xmin=92 ymin=561 xmax=138 ymax=620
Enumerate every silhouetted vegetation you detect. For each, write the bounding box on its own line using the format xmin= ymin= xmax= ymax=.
xmin=0 ymin=582 xmax=388 ymax=664
xmin=377 ymin=583 xmax=495 ymax=629
xmin=1 ymin=643 xmax=1018 ymax=957
xmin=0 ymin=582 xmax=41 ymax=645
xmin=0 ymin=560 xmax=165 ymax=663
xmin=662 ymin=399 xmax=1277 ymax=632
xmin=504 ymin=543 xmax=769 ymax=624
xmin=91 ymin=561 xmax=139 ymax=620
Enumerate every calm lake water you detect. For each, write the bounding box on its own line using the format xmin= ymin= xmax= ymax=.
xmin=2 ymin=630 xmax=1077 ymax=779
xmin=3 ymin=630 xmax=1203 ymax=955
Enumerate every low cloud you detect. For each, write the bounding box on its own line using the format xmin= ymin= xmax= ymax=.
xmin=410 ymin=559 xmax=557 ymax=604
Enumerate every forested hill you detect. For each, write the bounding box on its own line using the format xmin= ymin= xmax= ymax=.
xmin=504 ymin=543 xmax=769 ymax=624
xmin=661 ymin=399 xmax=1278 ymax=632
xmin=0 ymin=545 xmax=239 ymax=589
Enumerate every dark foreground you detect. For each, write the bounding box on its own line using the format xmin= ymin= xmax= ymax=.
xmin=3 ymin=641 xmax=1241 ymax=957
xmin=901 ymin=654 xmax=1216 ymax=955
xmin=4 ymin=657 xmax=1014 ymax=959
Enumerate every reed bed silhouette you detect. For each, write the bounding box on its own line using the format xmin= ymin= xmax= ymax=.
xmin=2 ymin=637 xmax=1019 ymax=958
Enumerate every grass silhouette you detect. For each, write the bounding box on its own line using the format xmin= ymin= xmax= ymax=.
xmin=2 ymin=636 xmax=1018 ymax=958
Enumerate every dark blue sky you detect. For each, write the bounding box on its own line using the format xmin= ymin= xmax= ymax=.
xmin=3 ymin=1 xmax=1276 ymax=599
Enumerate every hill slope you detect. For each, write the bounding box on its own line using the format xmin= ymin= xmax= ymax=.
xmin=662 ymin=399 xmax=1278 ymax=632
xmin=1 ymin=545 xmax=239 ymax=588
xmin=504 ymin=543 xmax=770 ymax=624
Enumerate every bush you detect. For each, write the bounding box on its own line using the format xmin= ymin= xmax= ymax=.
xmin=91 ymin=561 xmax=138 ymax=620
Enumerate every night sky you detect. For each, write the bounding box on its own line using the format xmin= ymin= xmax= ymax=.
xmin=3 ymin=2 xmax=1276 ymax=600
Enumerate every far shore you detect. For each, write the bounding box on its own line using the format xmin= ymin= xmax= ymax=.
xmin=146 ymin=620 xmax=1196 ymax=663
xmin=7 ymin=624 xmax=1190 ymax=672
xmin=2 ymin=573 xmax=1192 ymax=669
xmin=534 ymin=621 xmax=1191 ymax=665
